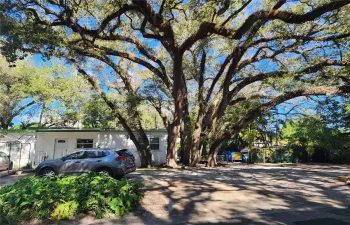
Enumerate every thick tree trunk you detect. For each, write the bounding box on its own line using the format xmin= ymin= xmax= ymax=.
xmin=182 ymin=107 xmax=192 ymax=165
xmin=167 ymin=124 xmax=179 ymax=168
xmin=166 ymin=54 xmax=184 ymax=168
xmin=207 ymin=141 xmax=223 ymax=167
xmin=189 ymin=127 xmax=202 ymax=167
xmin=180 ymin=62 xmax=192 ymax=165
xmin=189 ymin=109 xmax=205 ymax=167
xmin=137 ymin=146 xmax=148 ymax=167
xmin=138 ymin=130 xmax=153 ymax=168
xmin=180 ymin=121 xmax=192 ymax=165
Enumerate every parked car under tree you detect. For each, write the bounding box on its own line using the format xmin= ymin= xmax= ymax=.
xmin=35 ymin=148 xmax=136 ymax=178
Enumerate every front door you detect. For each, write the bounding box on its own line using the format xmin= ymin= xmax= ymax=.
xmin=54 ymin=139 xmax=68 ymax=159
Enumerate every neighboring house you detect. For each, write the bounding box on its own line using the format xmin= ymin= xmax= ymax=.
xmin=0 ymin=131 xmax=36 ymax=168
xmin=35 ymin=128 xmax=167 ymax=167
xmin=0 ymin=128 xmax=168 ymax=168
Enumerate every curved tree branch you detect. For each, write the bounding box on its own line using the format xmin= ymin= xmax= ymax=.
xmin=181 ymin=0 xmax=350 ymax=52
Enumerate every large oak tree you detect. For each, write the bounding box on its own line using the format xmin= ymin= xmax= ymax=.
xmin=1 ymin=0 xmax=349 ymax=167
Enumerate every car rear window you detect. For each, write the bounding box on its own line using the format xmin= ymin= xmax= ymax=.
xmin=116 ymin=149 xmax=134 ymax=157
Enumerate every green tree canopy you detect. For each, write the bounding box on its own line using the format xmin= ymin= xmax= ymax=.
xmin=0 ymin=54 xmax=89 ymax=129
xmin=1 ymin=0 xmax=349 ymax=167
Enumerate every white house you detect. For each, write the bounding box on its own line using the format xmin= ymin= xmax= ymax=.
xmin=34 ymin=128 xmax=168 ymax=167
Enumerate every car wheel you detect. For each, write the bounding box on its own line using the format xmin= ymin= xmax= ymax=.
xmin=97 ymin=168 xmax=113 ymax=177
xmin=40 ymin=167 xmax=56 ymax=178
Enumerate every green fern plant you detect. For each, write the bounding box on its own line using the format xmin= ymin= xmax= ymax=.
xmin=0 ymin=173 xmax=143 ymax=223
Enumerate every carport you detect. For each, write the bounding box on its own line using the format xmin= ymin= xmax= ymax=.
xmin=0 ymin=131 xmax=36 ymax=169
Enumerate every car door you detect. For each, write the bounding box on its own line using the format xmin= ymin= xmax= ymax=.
xmin=61 ymin=151 xmax=86 ymax=174
xmin=0 ymin=152 xmax=9 ymax=170
xmin=80 ymin=151 xmax=105 ymax=172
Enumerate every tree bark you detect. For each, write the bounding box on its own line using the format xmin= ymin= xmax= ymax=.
xmin=182 ymin=94 xmax=192 ymax=165
xmin=188 ymin=50 xmax=207 ymax=167
xmin=207 ymin=141 xmax=223 ymax=167
xmin=179 ymin=121 xmax=185 ymax=164
xmin=166 ymin=54 xmax=184 ymax=168
xmin=189 ymin=121 xmax=203 ymax=167
xmin=137 ymin=126 xmax=153 ymax=168
xmin=167 ymin=123 xmax=179 ymax=168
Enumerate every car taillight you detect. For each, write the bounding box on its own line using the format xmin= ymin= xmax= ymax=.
xmin=116 ymin=156 xmax=128 ymax=160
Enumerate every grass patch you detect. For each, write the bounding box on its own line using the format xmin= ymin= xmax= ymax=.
xmin=338 ymin=175 xmax=350 ymax=182
xmin=0 ymin=173 xmax=143 ymax=224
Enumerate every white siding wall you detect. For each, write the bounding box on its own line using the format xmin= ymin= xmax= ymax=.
xmin=0 ymin=133 xmax=36 ymax=168
xmin=35 ymin=132 xmax=99 ymax=166
xmin=35 ymin=131 xmax=167 ymax=167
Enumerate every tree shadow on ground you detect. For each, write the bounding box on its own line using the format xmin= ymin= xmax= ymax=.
xmin=43 ymin=164 xmax=350 ymax=225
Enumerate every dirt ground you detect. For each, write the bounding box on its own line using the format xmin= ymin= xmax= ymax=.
xmin=2 ymin=163 xmax=350 ymax=225
xmin=0 ymin=171 xmax=32 ymax=186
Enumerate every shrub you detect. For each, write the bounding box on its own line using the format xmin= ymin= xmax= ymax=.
xmin=249 ymin=148 xmax=264 ymax=163
xmin=269 ymin=148 xmax=293 ymax=163
xmin=0 ymin=173 xmax=143 ymax=223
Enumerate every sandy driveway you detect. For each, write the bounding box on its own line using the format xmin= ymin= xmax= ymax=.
xmin=119 ymin=164 xmax=350 ymax=225
xmin=3 ymin=164 xmax=350 ymax=225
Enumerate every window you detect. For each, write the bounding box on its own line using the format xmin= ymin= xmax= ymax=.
xmin=57 ymin=140 xmax=66 ymax=143
xmin=0 ymin=152 xmax=8 ymax=157
xmin=150 ymin=137 xmax=160 ymax=150
xmin=85 ymin=151 xmax=107 ymax=158
xmin=138 ymin=137 xmax=160 ymax=150
xmin=63 ymin=151 xmax=86 ymax=160
xmin=76 ymin=139 xmax=93 ymax=148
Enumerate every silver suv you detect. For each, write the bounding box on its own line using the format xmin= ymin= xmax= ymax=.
xmin=35 ymin=148 xmax=136 ymax=177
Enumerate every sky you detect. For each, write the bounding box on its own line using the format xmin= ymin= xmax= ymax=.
xmin=7 ymin=0 xmax=346 ymax=130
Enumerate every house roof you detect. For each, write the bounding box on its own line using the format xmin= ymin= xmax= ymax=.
xmin=0 ymin=129 xmax=35 ymax=134
xmin=1 ymin=128 xmax=167 ymax=133
xmin=36 ymin=128 xmax=167 ymax=133
xmin=36 ymin=128 xmax=101 ymax=132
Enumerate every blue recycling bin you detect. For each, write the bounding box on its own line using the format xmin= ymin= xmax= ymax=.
xmin=226 ymin=151 xmax=247 ymax=162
